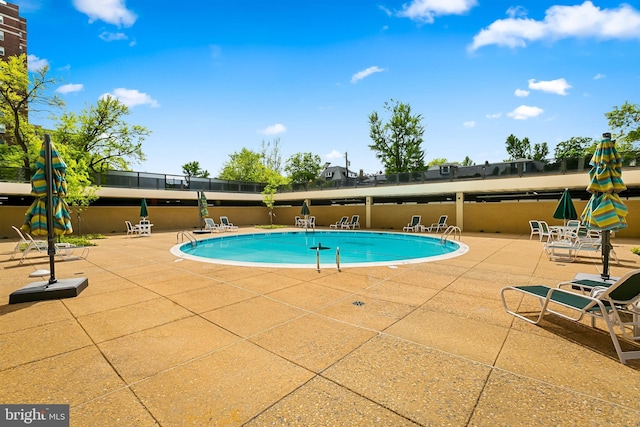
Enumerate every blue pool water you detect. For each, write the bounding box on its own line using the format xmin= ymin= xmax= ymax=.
xmin=171 ymin=230 xmax=467 ymax=268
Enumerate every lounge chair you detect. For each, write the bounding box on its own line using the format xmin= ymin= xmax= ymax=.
xmin=219 ymin=216 xmax=238 ymax=231
xmin=528 ymin=220 xmax=541 ymax=240
xmin=10 ymin=226 xmax=48 ymax=262
xmin=294 ymin=216 xmax=303 ymax=227
xmin=11 ymin=226 xmax=89 ymax=264
xmin=330 ymin=216 xmax=349 ymax=229
xmin=204 ymin=217 xmax=224 ymax=232
xmin=403 ymin=215 xmax=422 ymax=232
xmin=425 ymin=215 xmax=448 ymax=233
xmin=125 ymin=220 xmax=140 ymax=236
xmin=543 ymin=229 xmax=617 ymax=263
xmin=501 ymin=270 xmax=640 ymax=364
xmin=342 ymin=215 xmax=360 ymax=229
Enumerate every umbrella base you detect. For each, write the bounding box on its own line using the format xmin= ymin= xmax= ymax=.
xmin=9 ymin=277 xmax=88 ymax=304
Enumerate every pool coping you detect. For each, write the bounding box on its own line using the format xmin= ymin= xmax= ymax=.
xmin=170 ymin=230 xmax=470 ymax=269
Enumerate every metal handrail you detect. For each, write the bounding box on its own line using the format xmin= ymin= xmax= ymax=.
xmin=440 ymin=226 xmax=461 ymax=243
xmin=177 ymin=230 xmax=197 ymax=246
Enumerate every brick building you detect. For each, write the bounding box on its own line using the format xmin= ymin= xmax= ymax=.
xmin=0 ymin=0 xmax=26 ymax=59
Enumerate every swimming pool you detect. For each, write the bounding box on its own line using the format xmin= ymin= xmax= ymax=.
xmin=171 ymin=230 xmax=468 ymax=268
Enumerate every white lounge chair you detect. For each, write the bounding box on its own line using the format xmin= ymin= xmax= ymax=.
xmin=342 ymin=215 xmax=360 ymax=229
xmin=204 ymin=217 xmax=224 ymax=232
xmin=425 ymin=215 xmax=448 ymax=233
xmin=501 ymin=270 xmax=640 ymax=364
xmin=219 ymin=216 xmax=238 ymax=231
xmin=330 ymin=216 xmax=349 ymax=229
xmin=11 ymin=226 xmax=89 ymax=264
xmin=403 ymin=215 xmax=422 ymax=232
xmin=10 ymin=226 xmax=48 ymax=263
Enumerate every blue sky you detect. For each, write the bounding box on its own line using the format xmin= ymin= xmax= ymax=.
xmin=15 ymin=0 xmax=640 ymax=177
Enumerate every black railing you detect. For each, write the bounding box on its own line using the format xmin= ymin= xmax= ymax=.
xmin=2 ymin=154 xmax=639 ymax=194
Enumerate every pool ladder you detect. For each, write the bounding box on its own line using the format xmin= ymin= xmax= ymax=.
xmin=440 ymin=226 xmax=462 ymax=243
xmin=177 ymin=230 xmax=197 ymax=247
xmin=316 ymin=247 xmax=341 ymax=272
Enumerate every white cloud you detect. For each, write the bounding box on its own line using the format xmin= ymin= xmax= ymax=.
xmin=396 ymin=0 xmax=478 ymax=24
xmin=514 ymin=89 xmax=529 ymax=97
xmin=486 ymin=112 xmax=502 ymax=119
xmin=325 ymin=150 xmax=344 ymax=161
xmin=351 ymin=66 xmax=385 ymax=84
xmin=56 ymin=83 xmax=84 ymax=94
xmin=27 ymin=54 xmax=48 ymax=72
xmin=507 ymin=105 xmax=544 ymax=120
xmin=72 ymin=0 xmax=137 ymax=27
xmin=469 ymin=1 xmax=640 ymax=51
xmin=259 ymin=124 xmax=287 ymax=135
xmin=528 ymin=78 xmax=571 ymax=95
xmin=594 ymin=73 xmax=606 ymax=80
xmin=99 ymin=31 xmax=128 ymax=42
xmin=100 ymin=88 xmax=159 ymax=107
xmin=463 ymin=121 xmax=476 ymax=128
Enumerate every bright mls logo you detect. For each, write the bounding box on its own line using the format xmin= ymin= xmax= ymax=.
xmin=0 ymin=405 xmax=69 ymax=426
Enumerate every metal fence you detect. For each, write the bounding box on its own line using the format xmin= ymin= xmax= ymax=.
xmin=1 ymin=154 xmax=639 ymax=194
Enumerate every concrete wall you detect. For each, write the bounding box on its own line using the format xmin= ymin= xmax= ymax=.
xmin=5 ymin=198 xmax=637 ymax=240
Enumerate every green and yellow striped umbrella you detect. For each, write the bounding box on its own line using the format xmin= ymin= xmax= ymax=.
xmin=586 ymin=138 xmax=626 ymax=194
xmin=581 ymin=135 xmax=628 ymax=231
xmin=21 ymin=140 xmax=73 ymax=236
xmin=199 ymin=192 xmax=209 ymax=219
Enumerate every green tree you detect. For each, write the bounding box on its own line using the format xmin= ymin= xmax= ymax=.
xmin=54 ymin=96 xmax=150 ymax=173
xmin=554 ymin=137 xmax=592 ymax=159
xmin=219 ymin=148 xmax=267 ymax=181
xmin=461 ymin=156 xmax=474 ymax=166
xmin=427 ymin=158 xmax=448 ymax=166
xmin=532 ymin=142 xmax=549 ymax=161
xmin=0 ymin=54 xmax=64 ymax=169
xmin=284 ymin=152 xmax=322 ymax=185
xmin=605 ymin=101 xmax=640 ymax=145
xmin=182 ymin=161 xmax=209 ymax=178
xmin=504 ymin=134 xmax=531 ymax=160
xmin=368 ymin=99 xmax=425 ymax=173
xmin=260 ymin=137 xmax=283 ymax=173
xmin=56 ymin=142 xmax=99 ymax=234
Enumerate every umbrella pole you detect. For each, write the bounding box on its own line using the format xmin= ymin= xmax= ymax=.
xmin=44 ymin=134 xmax=57 ymax=286
xmin=601 ymin=230 xmax=611 ymax=280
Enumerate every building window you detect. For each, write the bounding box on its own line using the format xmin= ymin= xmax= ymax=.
xmin=0 ymin=31 xmax=4 ymax=41
xmin=0 ymin=47 xmax=4 ymax=56
xmin=0 ymin=16 xmax=3 ymax=25
xmin=0 ymin=124 xmax=5 ymax=134
xmin=325 ymin=172 xmax=333 ymax=178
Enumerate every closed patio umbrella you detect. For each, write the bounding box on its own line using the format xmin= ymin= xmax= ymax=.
xmin=11 ymin=134 xmax=87 ymax=304
xmin=552 ymin=188 xmax=577 ymax=224
xmin=301 ymin=201 xmax=310 ymax=231
xmin=580 ymin=132 xmax=628 ymax=279
xmin=199 ymin=191 xmax=209 ymax=229
xmin=140 ymin=198 xmax=149 ymax=219
xmin=22 ymin=137 xmax=73 ymax=238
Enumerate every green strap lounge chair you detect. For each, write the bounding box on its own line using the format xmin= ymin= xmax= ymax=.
xmin=403 ymin=215 xmax=422 ymax=232
xmin=501 ymin=269 xmax=640 ymax=364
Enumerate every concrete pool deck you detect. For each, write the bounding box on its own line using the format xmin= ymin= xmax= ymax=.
xmin=1 ymin=228 xmax=640 ymax=426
